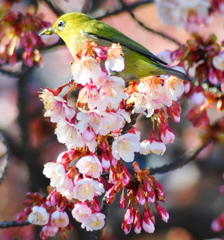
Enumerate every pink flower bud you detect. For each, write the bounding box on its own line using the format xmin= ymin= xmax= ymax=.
xmin=145 ymin=191 xmax=156 ymax=203
xmin=167 ymin=101 xmax=181 ymax=122
xmin=106 ymin=187 xmax=116 ymax=204
xmin=136 ymin=187 xmax=146 ymax=205
xmin=155 ymin=203 xmax=169 ymax=223
xmin=101 ymin=154 xmax=110 ymax=171
xmin=211 ymin=212 xmax=224 ymax=232
xmin=46 ymin=190 xmax=61 ymax=207
xmin=133 ymin=211 xmax=142 ymax=234
xmin=91 ymin=197 xmax=101 ymax=212
xmin=142 ymin=217 xmax=155 ymax=233
xmin=124 ymin=207 xmax=135 ymax=224
xmin=121 ymin=219 xmax=132 ymax=234
xmin=132 ymin=161 xmax=140 ymax=172
xmin=120 ymin=171 xmax=131 ymax=186
xmin=109 ymin=166 xmax=118 ymax=184
xmin=119 ymin=193 xmax=127 ymax=209
xmin=154 ymin=181 xmax=166 ymax=202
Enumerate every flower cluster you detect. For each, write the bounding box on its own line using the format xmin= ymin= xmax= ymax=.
xmin=211 ymin=0 xmax=224 ymax=13
xmin=159 ymin=34 xmax=224 ymax=130
xmin=19 ymin=41 xmax=186 ymax=239
xmin=0 ymin=4 xmax=50 ymax=66
xmin=155 ymin=0 xmax=211 ymax=32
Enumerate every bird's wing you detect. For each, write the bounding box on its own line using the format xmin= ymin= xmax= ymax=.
xmin=82 ymin=21 xmax=167 ymax=65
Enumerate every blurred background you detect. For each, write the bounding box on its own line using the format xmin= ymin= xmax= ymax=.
xmin=0 ymin=0 xmax=223 ymax=239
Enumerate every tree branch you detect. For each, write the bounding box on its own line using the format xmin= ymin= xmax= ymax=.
xmin=94 ymin=0 xmax=154 ymax=19
xmin=149 ymin=139 xmax=212 ymax=175
xmin=128 ymin=11 xmax=182 ymax=46
xmin=0 ymin=130 xmax=11 ymax=184
xmin=42 ymin=0 xmax=64 ymax=16
xmin=0 ymin=220 xmax=30 ymax=228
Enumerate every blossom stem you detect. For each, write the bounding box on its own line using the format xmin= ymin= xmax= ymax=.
xmin=149 ymin=139 xmax=212 ymax=175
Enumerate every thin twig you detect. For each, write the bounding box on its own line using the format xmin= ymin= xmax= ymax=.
xmin=0 ymin=220 xmax=30 ymax=228
xmin=150 ymin=139 xmax=212 ymax=175
xmin=128 ymin=11 xmax=182 ymax=46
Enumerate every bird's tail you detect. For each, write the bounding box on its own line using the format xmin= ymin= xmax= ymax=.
xmin=159 ymin=64 xmax=190 ymax=81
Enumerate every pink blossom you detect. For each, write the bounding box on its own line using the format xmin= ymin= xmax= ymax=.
xmin=128 ymin=91 xmax=154 ymax=117
xmin=76 ymin=110 xmax=102 ymax=134
xmin=71 ymin=56 xmax=102 ymax=85
xmin=97 ymin=76 xmax=126 ymax=112
xmin=72 ymin=203 xmax=92 ymax=223
xmin=28 ymin=206 xmax=49 ymax=226
xmin=40 ymin=89 xmax=76 ymax=123
xmin=190 ymin=91 xmax=206 ymax=105
xmin=208 ymin=68 xmax=219 ymax=85
xmin=81 ymin=128 xmax=98 ymax=152
xmin=76 ymin=155 xmax=103 ymax=178
xmin=155 ymin=0 xmax=210 ymax=32
xmin=78 ymin=85 xmax=100 ymax=110
xmin=112 ymin=133 xmax=140 ymax=162
xmin=77 ymin=110 xmax=125 ymax=136
xmin=164 ymin=76 xmax=185 ymax=101
xmin=56 ymin=176 xmax=74 ymax=200
xmin=43 ymin=162 xmax=66 ymax=187
xmin=157 ymin=50 xmax=172 ymax=65
xmin=41 ymin=225 xmax=58 ymax=237
xmin=81 ymin=213 xmax=105 ymax=231
xmin=98 ymin=112 xmax=125 ymax=135
xmin=105 ymin=43 xmax=124 ymax=72
xmin=56 ymin=151 xmax=69 ymax=164
xmin=51 ymin=211 xmax=69 ymax=227
xmin=160 ymin=128 xmax=175 ymax=144
xmin=55 ymin=119 xmax=84 ymax=149
xmin=213 ymin=52 xmax=224 ymax=71
xmin=73 ymin=179 xmax=105 ymax=201
xmin=140 ymin=139 xmax=166 ymax=155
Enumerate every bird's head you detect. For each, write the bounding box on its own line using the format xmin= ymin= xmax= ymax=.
xmin=39 ymin=12 xmax=91 ymax=41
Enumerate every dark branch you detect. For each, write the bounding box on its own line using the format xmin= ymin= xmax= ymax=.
xmin=128 ymin=11 xmax=182 ymax=46
xmin=121 ymin=113 xmax=139 ymax=134
xmin=149 ymin=139 xmax=212 ymax=175
xmin=0 ymin=130 xmax=11 ymax=184
xmin=0 ymin=220 xmax=30 ymax=228
xmin=42 ymin=0 xmax=64 ymax=16
xmin=94 ymin=0 xmax=154 ymax=19
xmin=0 ymin=66 xmax=26 ymax=78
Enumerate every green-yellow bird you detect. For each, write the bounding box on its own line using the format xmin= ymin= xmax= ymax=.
xmin=40 ymin=12 xmax=189 ymax=82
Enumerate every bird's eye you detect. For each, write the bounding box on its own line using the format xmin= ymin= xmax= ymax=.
xmin=57 ymin=20 xmax=65 ymax=31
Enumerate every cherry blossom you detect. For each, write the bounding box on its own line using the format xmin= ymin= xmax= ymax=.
xmin=112 ymin=133 xmax=140 ymax=162
xmin=28 ymin=206 xmax=49 ymax=226
xmin=76 ymin=155 xmax=103 ymax=178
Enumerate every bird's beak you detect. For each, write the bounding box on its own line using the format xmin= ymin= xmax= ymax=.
xmin=39 ymin=28 xmax=55 ymax=36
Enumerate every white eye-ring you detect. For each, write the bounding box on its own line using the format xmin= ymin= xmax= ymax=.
xmin=57 ymin=20 xmax=65 ymax=30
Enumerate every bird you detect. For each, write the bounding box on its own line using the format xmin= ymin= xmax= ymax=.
xmin=40 ymin=12 xmax=189 ymax=82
